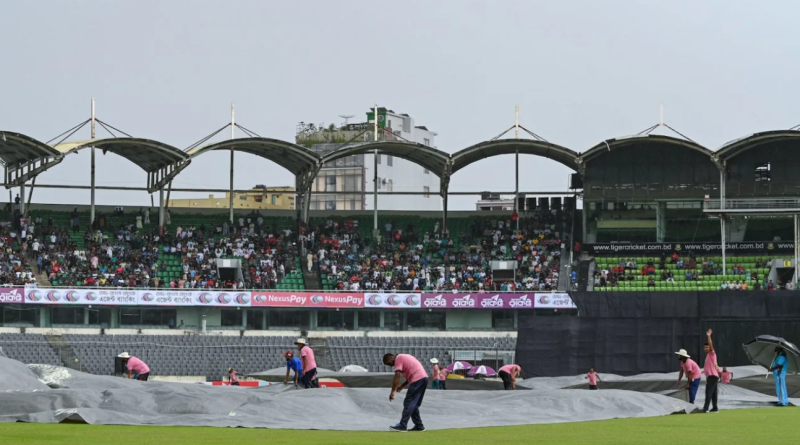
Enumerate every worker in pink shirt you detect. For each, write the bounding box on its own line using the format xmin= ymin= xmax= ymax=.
xmin=228 ymin=367 xmax=240 ymax=386
xmin=720 ymin=367 xmax=733 ymax=384
xmin=430 ymin=358 xmax=441 ymax=389
xmin=702 ymin=329 xmax=720 ymax=412
xmin=675 ymin=348 xmax=701 ymax=404
xmin=585 ymin=367 xmax=601 ymax=390
xmin=118 ymin=352 xmax=150 ymax=381
xmin=384 ymin=353 xmax=428 ymax=432
xmin=295 ymin=338 xmax=318 ymax=388
xmin=498 ymin=364 xmax=521 ymax=390
xmin=438 ymin=364 xmax=448 ymax=390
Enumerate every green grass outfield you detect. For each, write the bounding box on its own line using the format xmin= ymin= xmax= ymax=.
xmin=0 ymin=408 xmax=794 ymax=445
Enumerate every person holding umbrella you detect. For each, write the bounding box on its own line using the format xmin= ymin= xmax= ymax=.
xmin=498 ymin=364 xmax=522 ymax=390
xmin=675 ymin=349 xmax=701 ymax=404
xmin=743 ymin=335 xmax=800 ymax=407
xmin=703 ymin=329 xmax=720 ymax=413
xmin=769 ymin=347 xmax=789 ymax=406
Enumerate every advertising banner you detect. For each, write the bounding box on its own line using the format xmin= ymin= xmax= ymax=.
xmin=23 ymin=288 xmax=250 ymax=307
xmin=533 ymin=293 xmax=577 ymax=309
xmin=582 ymin=241 xmax=794 ymax=254
xmin=139 ymin=290 xmax=251 ymax=307
xmin=363 ymin=293 xmax=421 ymax=309
xmin=420 ymin=293 xmax=536 ymax=309
xmin=0 ymin=288 xmax=24 ymax=304
xmin=26 ymin=288 xmax=138 ymax=306
xmin=251 ymin=292 xmax=364 ymax=308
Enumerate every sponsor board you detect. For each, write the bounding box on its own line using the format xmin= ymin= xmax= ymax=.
xmin=363 ymin=293 xmax=421 ymax=308
xmin=418 ymin=293 xmax=574 ymax=309
xmin=582 ymin=241 xmax=794 ymax=254
xmin=0 ymin=288 xmax=23 ymax=304
xmin=420 ymin=293 xmax=537 ymax=309
xmin=26 ymin=288 xmax=138 ymax=306
xmin=24 ymin=288 xmax=250 ymax=307
xmin=534 ymin=293 xmax=577 ymax=309
xmin=251 ymin=292 xmax=363 ymax=308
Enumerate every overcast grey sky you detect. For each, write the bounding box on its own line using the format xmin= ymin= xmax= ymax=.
xmin=2 ymin=0 xmax=799 ymax=210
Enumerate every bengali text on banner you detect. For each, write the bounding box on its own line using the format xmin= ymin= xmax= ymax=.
xmin=23 ymin=288 xmax=250 ymax=307
xmin=420 ymin=293 xmax=575 ymax=309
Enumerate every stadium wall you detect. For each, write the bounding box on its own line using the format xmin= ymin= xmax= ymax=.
xmin=516 ymin=291 xmax=800 ymax=377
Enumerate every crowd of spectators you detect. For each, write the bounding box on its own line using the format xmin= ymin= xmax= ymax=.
xmin=28 ymin=209 xmax=301 ymax=290
xmin=11 ymin=206 xmax=572 ymax=292
xmin=0 ymin=210 xmax=37 ymax=286
xmin=593 ymin=251 xmax=784 ymax=290
xmin=309 ymin=207 xmax=567 ymax=292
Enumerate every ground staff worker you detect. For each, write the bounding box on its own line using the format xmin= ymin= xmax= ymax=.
xmin=769 ymin=346 xmax=789 ymax=406
xmin=295 ymin=338 xmax=318 ymax=388
xmin=703 ymin=329 xmax=720 ymax=413
xmin=118 ymin=352 xmax=150 ymax=381
xmin=676 ymin=348 xmax=702 ymax=404
xmin=498 ymin=364 xmax=521 ymax=390
xmin=384 ymin=353 xmax=428 ymax=432
xmin=283 ymin=351 xmax=303 ymax=386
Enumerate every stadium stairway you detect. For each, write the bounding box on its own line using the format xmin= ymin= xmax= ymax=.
xmin=301 ymin=267 xmax=322 ymax=292
xmin=577 ymin=260 xmax=593 ymax=291
xmin=43 ymin=334 xmax=86 ymax=372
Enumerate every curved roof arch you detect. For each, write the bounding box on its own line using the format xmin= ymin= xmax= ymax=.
xmin=321 ymin=141 xmax=450 ymax=177
xmin=450 ymin=139 xmax=580 ymax=174
xmin=187 ymin=137 xmax=319 ymax=175
xmin=56 ymin=138 xmax=189 ymax=172
xmin=581 ymin=134 xmax=717 ymax=166
xmin=715 ymin=130 xmax=800 ymax=162
xmin=0 ymin=132 xmax=62 ymax=167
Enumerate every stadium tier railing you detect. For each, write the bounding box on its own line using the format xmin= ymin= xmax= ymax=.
xmin=0 ymin=340 xmax=518 ymax=377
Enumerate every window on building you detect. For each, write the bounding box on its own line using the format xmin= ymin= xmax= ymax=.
xmin=407 ymin=310 xmax=445 ymax=331
xmin=755 ymin=162 xmax=771 ymax=182
xmin=239 ymin=195 xmax=247 ymax=200
xmin=221 ymin=309 xmax=243 ymax=327
xmin=317 ymin=310 xmax=355 ymax=330
xmin=492 ymin=310 xmax=515 ymax=330
xmin=87 ymin=308 xmax=112 ymax=327
xmin=387 ymin=155 xmax=393 ymax=166
xmin=271 ymin=195 xmax=277 ymax=205
xmin=51 ymin=307 xmax=84 ymax=325
xmin=325 ymin=200 xmax=336 ymax=210
xmin=0 ymin=305 xmax=38 ymax=326
xmin=423 ymin=186 xmax=430 ymax=198
xmin=377 ymin=154 xmax=381 ymax=164
xmin=267 ymin=309 xmax=310 ymax=329
xmin=423 ymin=138 xmax=430 ymax=146
xmin=377 ymin=178 xmax=382 ymax=190
xmin=358 ymin=311 xmax=380 ymax=328
xmin=388 ymin=180 xmax=394 ymax=192
xmin=387 ymin=120 xmax=392 ymax=129
xmin=326 ymin=175 xmax=337 ymax=192
xmin=254 ymin=195 xmax=263 ymax=203
xmin=423 ymin=168 xmax=430 ymax=175
xmin=120 ymin=308 xmax=176 ymax=326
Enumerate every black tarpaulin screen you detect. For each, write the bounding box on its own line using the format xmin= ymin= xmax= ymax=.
xmin=518 ymin=291 xmax=800 ymax=377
